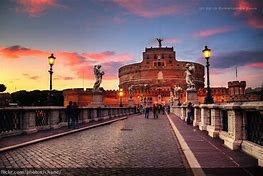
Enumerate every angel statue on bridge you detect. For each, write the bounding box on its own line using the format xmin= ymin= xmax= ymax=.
xmin=128 ymin=85 xmax=134 ymax=99
xmin=185 ymin=63 xmax=195 ymax=89
xmin=93 ymin=65 xmax=104 ymax=90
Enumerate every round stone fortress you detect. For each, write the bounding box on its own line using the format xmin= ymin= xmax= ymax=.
xmin=119 ymin=45 xmax=205 ymax=91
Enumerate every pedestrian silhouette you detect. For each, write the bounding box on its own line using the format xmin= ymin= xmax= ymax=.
xmin=186 ymin=102 xmax=194 ymax=125
xmin=153 ymin=104 xmax=158 ymax=119
xmin=65 ymin=101 xmax=73 ymax=128
xmin=72 ymin=102 xmax=79 ymax=128
xmin=144 ymin=104 xmax=150 ymax=119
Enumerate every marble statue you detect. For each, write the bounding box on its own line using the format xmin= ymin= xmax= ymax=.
xmin=93 ymin=65 xmax=104 ymax=90
xmin=128 ymin=85 xmax=134 ymax=98
xmin=185 ymin=63 xmax=195 ymax=89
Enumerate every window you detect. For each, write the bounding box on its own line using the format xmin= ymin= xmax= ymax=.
xmin=153 ymin=61 xmax=165 ymax=67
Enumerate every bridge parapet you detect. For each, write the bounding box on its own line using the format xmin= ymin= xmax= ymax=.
xmin=171 ymin=101 xmax=263 ymax=166
xmin=0 ymin=106 xmax=137 ymax=138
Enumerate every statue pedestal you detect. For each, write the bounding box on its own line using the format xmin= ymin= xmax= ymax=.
xmin=88 ymin=89 xmax=105 ymax=107
xmin=128 ymin=98 xmax=134 ymax=107
xmin=186 ymin=88 xmax=198 ymax=104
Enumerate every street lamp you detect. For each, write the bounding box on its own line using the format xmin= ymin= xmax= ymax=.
xmin=119 ymin=88 xmax=123 ymax=107
xmin=202 ymin=46 xmax=214 ymax=104
xmin=48 ymin=53 xmax=56 ymax=105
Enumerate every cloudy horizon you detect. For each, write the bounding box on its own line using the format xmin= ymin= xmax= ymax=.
xmin=0 ymin=0 xmax=262 ymax=93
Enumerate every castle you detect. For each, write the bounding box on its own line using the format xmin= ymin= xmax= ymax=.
xmin=63 ymin=41 xmax=261 ymax=107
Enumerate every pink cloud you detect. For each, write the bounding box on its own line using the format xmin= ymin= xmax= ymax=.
xmin=113 ymin=0 xmax=182 ymax=18
xmin=0 ymin=45 xmax=134 ymax=81
xmin=15 ymin=0 xmax=63 ymax=17
xmin=58 ymin=52 xmax=86 ymax=66
xmin=245 ymin=62 xmax=263 ymax=69
xmin=247 ymin=18 xmax=263 ymax=29
xmin=234 ymin=0 xmax=263 ymax=29
xmin=57 ymin=51 xmax=134 ymax=80
xmin=164 ymin=37 xmax=180 ymax=44
xmin=194 ymin=26 xmax=236 ymax=38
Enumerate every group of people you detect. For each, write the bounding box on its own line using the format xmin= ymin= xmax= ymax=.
xmin=144 ymin=104 xmax=170 ymax=119
xmin=65 ymin=101 xmax=79 ymax=129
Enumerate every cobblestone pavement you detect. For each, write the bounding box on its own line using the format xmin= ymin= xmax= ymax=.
xmin=0 ymin=113 xmax=191 ymax=176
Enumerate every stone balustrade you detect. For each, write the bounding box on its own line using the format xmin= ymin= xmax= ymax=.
xmin=171 ymin=101 xmax=263 ymax=166
xmin=0 ymin=106 xmax=137 ymax=138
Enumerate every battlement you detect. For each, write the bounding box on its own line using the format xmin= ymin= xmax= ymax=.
xmin=145 ymin=47 xmax=174 ymax=52
xmin=228 ymin=81 xmax=246 ymax=88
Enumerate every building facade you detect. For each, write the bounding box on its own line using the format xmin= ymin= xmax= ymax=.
xmin=63 ymin=42 xmax=262 ymax=107
xmin=118 ymin=45 xmax=205 ymax=105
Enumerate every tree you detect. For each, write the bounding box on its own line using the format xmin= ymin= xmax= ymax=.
xmin=0 ymin=84 xmax=6 ymax=92
xmin=11 ymin=90 xmax=64 ymax=106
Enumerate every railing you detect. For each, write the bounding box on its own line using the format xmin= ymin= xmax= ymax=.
xmin=221 ymin=110 xmax=228 ymax=132
xmin=246 ymin=111 xmax=263 ymax=146
xmin=0 ymin=109 xmax=22 ymax=136
xmin=171 ymin=101 xmax=263 ymax=166
xmin=0 ymin=106 xmax=137 ymax=138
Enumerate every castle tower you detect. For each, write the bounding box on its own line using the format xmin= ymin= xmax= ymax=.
xmin=228 ymin=81 xmax=247 ymax=102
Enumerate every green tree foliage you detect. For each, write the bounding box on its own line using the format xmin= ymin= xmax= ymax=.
xmin=11 ymin=90 xmax=64 ymax=106
xmin=0 ymin=84 xmax=7 ymax=92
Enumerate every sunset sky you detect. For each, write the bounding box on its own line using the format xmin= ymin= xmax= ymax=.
xmin=0 ymin=0 xmax=262 ymax=93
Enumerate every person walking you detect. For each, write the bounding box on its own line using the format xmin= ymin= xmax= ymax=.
xmin=65 ymin=101 xmax=73 ymax=128
xmin=167 ymin=105 xmax=170 ymax=114
xmin=72 ymin=102 xmax=79 ymax=128
xmin=152 ymin=104 xmax=158 ymax=119
xmin=144 ymin=104 xmax=150 ymax=119
xmin=186 ymin=102 xmax=194 ymax=125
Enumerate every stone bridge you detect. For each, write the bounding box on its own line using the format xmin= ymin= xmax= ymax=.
xmin=0 ymin=104 xmax=262 ymax=176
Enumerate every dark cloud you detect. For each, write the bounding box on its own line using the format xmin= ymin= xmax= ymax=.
xmin=209 ymin=50 xmax=263 ymax=68
xmin=103 ymin=61 xmax=126 ymax=78
xmin=22 ymin=73 xmax=40 ymax=80
xmin=6 ymin=45 xmax=30 ymax=51
xmin=54 ymin=75 xmax=75 ymax=81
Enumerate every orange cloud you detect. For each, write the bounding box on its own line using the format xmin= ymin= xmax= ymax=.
xmin=0 ymin=45 xmax=133 ymax=82
xmin=22 ymin=73 xmax=40 ymax=80
xmin=84 ymin=51 xmax=115 ymax=62
xmin=15 ymin=0 xmax=63 ymax=17
xmin=194 ymin=26 xmax=236 ymax=38
xmin=54 ymin=75 xmax=76 ymax=81
xmin=113 ymin=0 xmax=182 ymax=18
xmin=0 ymin=45 xmax=47 ymax=59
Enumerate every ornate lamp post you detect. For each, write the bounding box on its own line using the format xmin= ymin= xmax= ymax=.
xmin=119 ymin=88 xmax=123 ymax=107
xmin=48 ymin=53 xmax=56 ymax=105
xmin=202 ymin=46 xmax=214 ymax=104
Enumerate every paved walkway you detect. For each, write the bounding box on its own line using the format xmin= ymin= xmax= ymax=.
xmin=0 ymin=116 xmax=129 ymax=151
xmin=167 ymin=113 xmax=263 ymax=176
xmin=0 ymin=113 xmax=191 ymax=176
xmin=0 ymin=112 xmax=262 ymax=176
